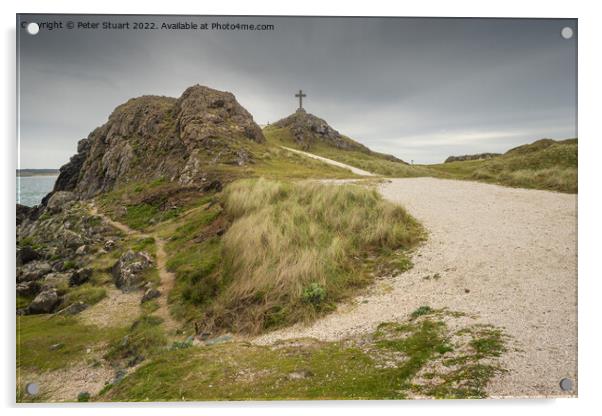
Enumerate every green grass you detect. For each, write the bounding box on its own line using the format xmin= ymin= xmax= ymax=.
xmin=251 ymin=146 xmax=360 ymax=179
xmin=105 ymin=315 xmax=168 ymax=366
xmin=97 ymin=180 xmax=207 ymax=231
xmin=102 ymin=308 xmax=507 ymax=401
xmin=429 ymin=138 xmax=577 ymax=193
xmin=264 ymin=125 xmax=433 ymax=177
xmin=63 ymin=285 xmax=107 ymax=307
xmin=17 ymin=315 xmax=124 ymax=371
xmin=164 ymin=178 xmax=424 ymax=334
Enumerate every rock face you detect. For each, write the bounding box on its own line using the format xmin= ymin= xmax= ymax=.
xmin=274 ymin=109 xmax=366 ymax=152
xmin=444 ymin=153 xmax=501 ymax=163
xmin=48 ymin=85 xmax=265 ymax=199
xmin=46 ymin=191 xmax=76 ymax=212
xmin=273 ymin=109 xmax=406 ymax=163
xmin=112 ymin=250 xmax=154 ymax=292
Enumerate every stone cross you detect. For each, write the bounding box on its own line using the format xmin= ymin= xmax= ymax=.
xmin=295 ymin=89 xmax=306 ymax=110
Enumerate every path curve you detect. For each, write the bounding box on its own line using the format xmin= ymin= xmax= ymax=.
xmin=90 ymin=205 xmax=179 ymax=332
xmin=254 ymin=177 xmax=577 ymax=398
xmin=281 ymin=146 xmax=376 ymax=176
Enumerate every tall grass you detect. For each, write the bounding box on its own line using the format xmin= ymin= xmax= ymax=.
xmin=196 ymin=178 xmax=423 ymax=334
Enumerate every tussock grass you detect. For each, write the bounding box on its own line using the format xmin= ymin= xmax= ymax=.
xmin=195 ymin=178 xmax=423 ymax=333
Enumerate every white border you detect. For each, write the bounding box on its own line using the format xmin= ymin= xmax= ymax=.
xmin=2 ymin=1 xmax=601 ymax=415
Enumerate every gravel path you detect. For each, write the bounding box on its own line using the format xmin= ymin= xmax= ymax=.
xmin=281 ymin=146 xmax=375 ymax=176
xmin=254 ymin=177 xmax=577 ymax=398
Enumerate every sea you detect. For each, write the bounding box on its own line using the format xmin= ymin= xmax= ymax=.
xmin=16 ymin=175 xmax=57 ymax=207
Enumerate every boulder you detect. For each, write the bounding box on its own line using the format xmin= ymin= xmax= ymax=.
xmin=16 ymin=281 xmax=41 ymax=297
xmin=112 ymin=250 xmax=153 ymax=292
xmin=40 ymin=272 xmax=71 ymax=290
xmin=28 ymin=289 xmax=61 ymax=314
xmin=287 ymin=369 xmax=314 ymax=380
xmin=46 ymin=191 xmax=76 ymax=213
xmin=141 ymin=288 xmax=161 ymax=303
xmin=75 ymin=245 xmax=88 ymax=255
xmin=104 ymin=239 xmax=116 ymax=251
xmin=56 ymin=301 xmax=89 ymax=315
xmin=61 ymin=229 xmax=84 ymax=249
xmin=18 ymin=261 xmax=52 ymax=282
xmin=69 ymin=268 xmax=93 ymax=287
xmin=16 ymin=245 xmax=41 ymax=265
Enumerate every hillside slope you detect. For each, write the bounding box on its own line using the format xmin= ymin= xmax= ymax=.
xmin=429 ymin=138 xmax=577 ymax=193
xmin=265 ymin=109 xmax=432 ymax=177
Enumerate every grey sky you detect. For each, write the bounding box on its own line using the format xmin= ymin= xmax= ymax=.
xmin=18 ymin=15 xmax=577 ymax=167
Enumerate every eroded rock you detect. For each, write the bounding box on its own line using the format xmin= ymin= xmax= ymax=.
xmin=112 ymin=250 xmax=153 ymax=292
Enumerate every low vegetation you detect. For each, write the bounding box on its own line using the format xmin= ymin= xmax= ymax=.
xmin=430 ymin=138 xmax=577 ymax=193
xmin=264 ymin=126 xmax=433 ymax=177
xmin=161 ymin=178 xmax=423 ymax=333
xmin=17 ymin=315 xmax=125 ymax=371
xmin=251 ymin=145 xmax=360 ymax=179
xmin=102 ymin=307 xmax=508 ymax=401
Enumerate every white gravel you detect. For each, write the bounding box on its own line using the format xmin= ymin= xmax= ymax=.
xmin=280 ymin=146 xmax=375 ymax=176
xmin=254 ymin=177 xmax=577 ymax=398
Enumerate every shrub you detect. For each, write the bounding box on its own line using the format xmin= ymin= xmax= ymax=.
xmin=302 ymin=283 xmax=327 ymax=306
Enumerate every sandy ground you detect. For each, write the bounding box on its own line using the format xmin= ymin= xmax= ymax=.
xmin=255 ymin=177 xmax=577 ymax=398
xmin=281 ymin=146 xmax=375 ymax=176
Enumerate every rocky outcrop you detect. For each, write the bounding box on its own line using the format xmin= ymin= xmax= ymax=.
xmin=16 ymin=204 xmax=42 ymax=225
xmin=16 ymin=200 xmax=123 ymax=314
xmin=444 ymin=153 xmax=501 ymax=163
xmin=46 ymin=191 xmax=77 ymax=213
xmin=112 ymin=250 xmax=154 ymax=292
xmin=273 ymin=109 xmax=406 ymax=163
xmin=274 ymin=109 xmax=366 ymax=152
xmin=49 ymin=85 xmax=265 ymax=199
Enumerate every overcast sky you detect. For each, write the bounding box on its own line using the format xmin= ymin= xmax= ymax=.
xmin=18 ymin=15 xmax=577 ymax=167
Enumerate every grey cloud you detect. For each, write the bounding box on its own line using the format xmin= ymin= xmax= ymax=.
xmin=18 ymin=15 xmax=576 ymax=166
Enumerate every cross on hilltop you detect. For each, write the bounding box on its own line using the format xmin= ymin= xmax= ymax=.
xmin=295 ymin=89 xmax=306 ymax=110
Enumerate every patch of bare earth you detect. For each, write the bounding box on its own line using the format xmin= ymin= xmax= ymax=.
xmin=21 ymin=363 xmax=114 ymax=403
xmin=254 ymin=177 xmax=577 ymax=398
xmin=79 ymin=287 xmax=142 ymax=328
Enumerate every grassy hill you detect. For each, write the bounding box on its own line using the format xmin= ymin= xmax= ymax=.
xmin=429 ymin=138 xmax=577 ymax=193
xmin=264 ymin=124 xmax=432 ymax=177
